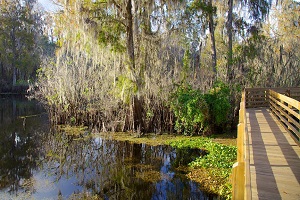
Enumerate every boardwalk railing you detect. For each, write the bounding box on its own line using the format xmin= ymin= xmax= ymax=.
xmin=232 ymin=90 xmax=251 ymax=200
xmin=231 ymin=87 xmax=300 ymax=200
xmin=245 ymin=87 xmax=300 ymax=108
xmin=269 ymin=90 xmax=300 ymax=144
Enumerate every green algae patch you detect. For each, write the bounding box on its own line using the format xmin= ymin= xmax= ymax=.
xmin=95 ymin=132 xmax=236 ymax=147
xmin=95 ymin=132 xmax=188 ymax=146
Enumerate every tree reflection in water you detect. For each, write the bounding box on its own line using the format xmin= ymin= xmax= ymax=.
xmin=0 ymin=95 xmax=48 ymax=196
xmin=0 ymin=96 xmax=213 ymax=199
xmin=42 ymin=133 xmax=208 ymax=199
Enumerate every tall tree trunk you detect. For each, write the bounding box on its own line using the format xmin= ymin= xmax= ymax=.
xmin=0 ymin=106 xmax=3 ymax=124
xmin=227 ymin=0 xmax=233 ymax=81
xmin=0 ymin=60 xmax=3 ymax=85
xmin=11 ymin=28 xmax=17 ymax=87
xmin=12 ymin=66 xmax=17 ymax=86
xmin=208 ymin=0 xmax=217 ymax=75
xmin=132 ymin=0 xmax=139 ymax=36
xmin=125 ymin=0 xmax=144 ymax=132
xmin=126 ymin=0 xmax=135 ymax=70
xmin=199 ymin=41 xmax=203 ymax=67
xmin=280 ymin=44 xmax=283 ymax=64
xmin=12 ymin=97 xmax=16 ymax=122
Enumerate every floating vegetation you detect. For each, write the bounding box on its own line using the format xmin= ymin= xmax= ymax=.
xmin=169 ymin=137 xmax=237 ymax=199
xmin=67 ymin=192 xmax=102 ymax=200
xmin=95 ymin=132 xmax=236 ymax=147
xmin=95 ymin=132 xmax=182 ymax=146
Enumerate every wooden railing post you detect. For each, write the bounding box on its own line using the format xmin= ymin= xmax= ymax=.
xmin=237 ymin=123 xmax=245 ymax=162
xmin=232 ymin=90 xmax=249 ymax=200
xmin=232 ymin=161 xmax=245 ymax=200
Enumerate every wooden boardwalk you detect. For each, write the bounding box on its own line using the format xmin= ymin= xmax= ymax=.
xmin=247 ymin=108 xmax=300 ymax=200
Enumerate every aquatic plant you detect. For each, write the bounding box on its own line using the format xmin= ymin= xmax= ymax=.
xmin=169 ymin=137 xmax=237 ymax=199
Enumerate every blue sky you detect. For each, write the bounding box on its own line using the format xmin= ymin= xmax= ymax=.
xmin=38 ymin=0 xmax=59 ymax=12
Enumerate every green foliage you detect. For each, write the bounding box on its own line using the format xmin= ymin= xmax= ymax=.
xmin=172 ymin=146 xmax=207 ymax=167
xmin=190 ymin=0 xmax=217 ymax=15
xmin=204 ymin=81 xmax=231 ymax=130
xmin=170 ymin=85 xmax=209 ymax=135
xmin=114 ymin=75 xmax=138 ymax=104
xmin=15 ymin=79 xmax=28 ymax=86
xmin=83 ymin=0 xmax=126 ymax=53
xmin=97 ymin=23 xmax=126 ymax=53
xmin=170 ymin=82 xmax=231 ymax=135
xmin=169 ymin=137 xmax=237 ymax=199
xmin=46 ymin=92 xmax=59 ymax=106
xmin=0 ymin=0 xmax=45 ymax=89
xmin=70 ymin=116 xmax=76 ymax=125
xmin=189 ymin=141 xmax=237 ymax=169
xmin=169 ymin=138 xmax=237 ymax=169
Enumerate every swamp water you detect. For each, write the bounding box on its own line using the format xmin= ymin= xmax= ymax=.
xmin=0 ymin=95 xmax=215 ymax=200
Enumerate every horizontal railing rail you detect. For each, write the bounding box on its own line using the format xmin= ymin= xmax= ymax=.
xmin=245 ymin=87 xmax=300 ymax=108
xmin=269 ymin=89 xmax=300 ymax=145
xmin=245 ymin=88 xmax=269 ymax=108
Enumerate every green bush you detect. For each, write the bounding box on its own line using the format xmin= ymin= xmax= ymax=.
xmin=204 ymin=81 xmax=231 ymax=131
xmin=170 ymin=85 xmax=209 ymax=135
xmin=170 ymin=81 xmax=231 ymax=135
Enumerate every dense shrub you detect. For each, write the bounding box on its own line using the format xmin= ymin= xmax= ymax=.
xmin=170 ymin=85 xmax=209 ymax=135
xmin=204 ymin=81 xmax=231 ymax=132
xmin=170 ymin=82 xmax=231 ymax=135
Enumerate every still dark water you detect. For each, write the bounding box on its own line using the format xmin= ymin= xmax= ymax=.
xmin=0 ymin=95 xmax=215 ymax=200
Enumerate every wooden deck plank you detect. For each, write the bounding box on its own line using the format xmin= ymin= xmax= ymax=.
xmin=246 ymin=108 xmax=300 ymax=200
